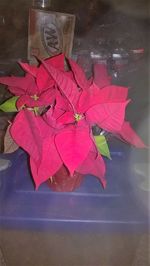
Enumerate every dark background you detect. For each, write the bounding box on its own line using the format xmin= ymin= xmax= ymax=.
xmin=0 ymin=0 xmax=149 ymax=145
xmin=0 ymin=0 xmax=149 ymax=63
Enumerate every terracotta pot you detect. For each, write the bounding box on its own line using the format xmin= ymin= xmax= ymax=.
xmin=47 ymin=165 xmax=84 ymax=192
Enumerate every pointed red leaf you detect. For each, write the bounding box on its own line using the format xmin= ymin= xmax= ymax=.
xmin=16 ymin=95 xmax=36 ymax=109
xmin=43 ymin=108 xmax=62 ymax=129
xmin=30 ymin=135 xmax=63 ymax=189
xmin=39 ymin=87 xmax=56 ymax=105
xmin=36 ymin=67 xmax=55 ymax=92
xmin=77 ymin=83 xmax=128 ymax=113
xmin=77 ymin=151 xmax=106 ymax=188
xmin=24 ymin=74 xmax=41 ymax=95
xmin=55 ymin=123 xmax=93 ymax=175
xmin=51 ymin=108 xmax=66 ymax=123
xmin=16 ymin=88 xmax=55 ymax=108
xmin=0 ymin=76 xmax=27 ymax=95
xmin=86 ymin=100 xmax=130 ymax=132
xmin=57 ymin=111 xmax=75 ymax=125
xmin=68 ymin=58 xmax=89 ymax=89
xmin=45 ymin=53 xmax=65 ymax=71
xmin=77 ymin=83 xmax=99 ymax=113
xmin=65 ymin=70 xmax=76 ymax=81
xmin=93 ymin=63 xmax=112 ymax=88
xmin=118 ymin=121 xmax=146 ymax=148
xmin=0 ymin=73 xmax=38 ymax=94
xmin=41 ymin=59 xmax=80 ymax=111
xmin=7 ymin=86 xmax=26 ymax=96
xmin=6 ymin=74 xmax=38 ymax=96
xmin=10 ymin=110 xmax=51 ymax=162
xmin=55 ymin=90 xmax=71 ymax=112
xmin=36 ymin=54 xmax=65 ymax=91
xmin=47 ymin=90 xmax=72 ymax=123
xmin=99 ymin=85 xmax=128 ymax=102
xmin=19 ymin=62 xmax=37 ymax=77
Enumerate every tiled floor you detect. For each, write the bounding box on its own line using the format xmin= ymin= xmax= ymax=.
xmin=0 ymin=230 xmax=149 ymax=266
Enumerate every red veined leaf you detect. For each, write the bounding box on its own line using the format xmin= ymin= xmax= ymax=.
xmin=30 ymin=135 xmax=63 ymax=189
xmin=36 ymin=53 xmax=65 ymax=91
xmin=118 ymin=121 xmax=146 ymax=148
xmin=7 ymin=86 xmax=25 ymax=96
xmin=55 ymin=123 xmax=93 ymax=175
xmin=77 ymin=84 xmax=99 ymax=113
xmin=10 ymin=109 xmax=51 ymax=162
xmin=65 ymin=70 xmax=76 ymax=81
xmin=36 ymin=66 xmax=55 ymax=92
xmin=19 ymin=62 xmax=37 ymax=77
xmin=55 ymin=90 xmax=72 ymax=112
xmin=41 ymin=59 xmax=80 ymax=112
xmin=78 ymin=83 xmax=128 ymax=113
xmin=38 ymin=87 xmax=56 ymax=105
xmin=44 ymin=53 xmax=65 ymax=71
xmin=16 ymin=88 xmax=55 ymax=108
xmin=93 ymin=63 xmax=112 ymax=88
xmin=16 ymin=95 xmax=38 ymax=109
xmin=48 ymin=90 xmax=72 ymax=123
xmin=77 ymin=83 xmax=100 ymax=113
xmin=99 ymin=85 xmax=128 ymax=102
xmin=24 ymin=74 xmax=41 ymax=95
xmin=6 ymin=86 xmax=25 ymax=96
xmin=4 ymin=74 xmax=38 ymax=96
xmin=67 ymin=58 xmax=89 ymax=90
xmin=0 ymin=73 xmax=37 ymax=95
xmin=43 ymin=108 xmax=63 ymax=129
xmin=57 ymin=111 xmax=75 ymax=125
xmin=0 ymin=76 xmax=26 ymax=89
xmin=52 ymin=108 xmax=66 ymax=123
xmin=86 ymin=100 xmax=130 ymax=133
xmin=0 ymin=76 xmax=27 ymax=95
xmin=77 ymin=150 xmax=106 ymax=188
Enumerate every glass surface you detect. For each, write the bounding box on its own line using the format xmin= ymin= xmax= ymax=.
xmin=32 ymin=0 xmax=51 ymax=9
xmin=0 ymin=1 xmax=149 ymax=265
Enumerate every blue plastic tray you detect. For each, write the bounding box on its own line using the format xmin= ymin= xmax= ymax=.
xmin=0 ymin=140 xmax=149 ymax=232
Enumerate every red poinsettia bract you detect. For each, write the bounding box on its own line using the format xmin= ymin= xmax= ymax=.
xmin=0 ymin=54 xmax=65 ymax=109
xmin=1 ymin=54 xmax=145 ymax=189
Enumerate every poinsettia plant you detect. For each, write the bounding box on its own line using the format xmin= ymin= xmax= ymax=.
xmin=0 ymin=54 xmax=145 ymax=191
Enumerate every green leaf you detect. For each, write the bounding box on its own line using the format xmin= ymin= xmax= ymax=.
xmin=94 ymin=135 xmax=111 ymax=159
xmin=0 ymin=96 xmax=18 ymax=112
